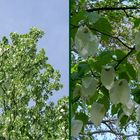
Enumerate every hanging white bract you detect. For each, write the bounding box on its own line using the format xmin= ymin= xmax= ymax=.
xmin=122 ymin=100 xmax=134 ymax=116
xmin=135 ymin=31 xmax=140 ymax=51
xmin=71 ymin=119 xmax=83 ymax=138
xmin=101 ymin=66 xmax=115 ymax=90
xmin=136 ymin=106 xmax=140 ymax=122
xmin=73 ymin=84 xmax=81 ymax=98
xmin=91 ymin=102 xmax=106 ymax=127
xmin=109 ymin=79 xmax=130 ymax=105
xmin=75 ymin=25 xmax=99 ymax=58
xmin=81 ymin=77 xmax=97 ymax=99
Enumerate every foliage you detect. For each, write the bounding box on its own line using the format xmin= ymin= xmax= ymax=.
xmin=0 ymin=27 xmax=68 ymax=140
xmin=71 ymin=0 xmax=140 ymax=139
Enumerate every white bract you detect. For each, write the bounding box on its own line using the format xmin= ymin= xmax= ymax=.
xmin=91 ymin=102 xmax=106 ymax=127
xmin=75 ymin=25 xmax=99 ymax=58
xmin=136 ymin=106 xmax=140 ymax=122
xmin=109 ymin=79 xmax=130 ymax=105
xmin=81 ymin=77 xmax=97 ymax=99
xmin=122 ymin=100 xmax=134 ymax=116
xmin=101 ymin=66 xmax=115 ymax=90
xmin=71 ymin=119 xmax=83 ymax=138
xmin=73 ymin=84 xmax=81 ymax=98
xmin=135 ymin=31 xmax=140 ymax=51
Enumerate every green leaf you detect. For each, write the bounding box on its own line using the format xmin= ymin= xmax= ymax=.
xmin=71 ymin=11 xmax=85 ymax=26
xmin=131 ymin=89 xmax=140 ymax=104
xmin=114 ymin=49 xmax=126 ymax=61
xmin=135 ymin=31 xmax=140 ymax=51
xmin=93 ymin=51 xmax=112 ymax=72
xmin=77 ymin=61 xmax=90 ymax=77
xmin=75 ymin=112 xmax=89 ymax=125
xmin=119 ymin=72 xmax=130 ymax=82
xmin=119 ymin=115 xmax=129 ymax=128
xmin=111 ymin=104 xmax=121 ymax=115
xmin=136 ymin=52 xmax=140 ymax=64
xmin=133 ymin=18 xmax=140 ymax=28
xmin=98 ymin=95 xmax=110 ymax=111
xmin=126 ymin=63 xmax=136 ymax=80
xmin=93 ymin=18 xmax=112 ymax=35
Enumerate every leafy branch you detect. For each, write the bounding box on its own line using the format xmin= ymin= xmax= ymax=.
xmin=71 ymin=24 xmax=132 ymax=50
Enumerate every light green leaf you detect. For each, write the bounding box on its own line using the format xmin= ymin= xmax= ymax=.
xmin=81 ymin=77 xmax=97 ymax=99
xmin=86 ymin=12 xmax=101 ymax=24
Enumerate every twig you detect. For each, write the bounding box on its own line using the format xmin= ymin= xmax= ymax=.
xmin=85 ymin=130 xmax=138 ymax=138
xmin=86 ymin=6 xmax=139 ymax=12
xmin=114 ymin=46 xmax=135 ymax=70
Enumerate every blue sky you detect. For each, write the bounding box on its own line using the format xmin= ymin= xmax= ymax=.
xmin=0 ymin=0 xmax=69 ymax=102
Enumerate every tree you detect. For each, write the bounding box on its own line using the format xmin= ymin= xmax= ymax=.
xmin=0 ymin=27 xmax=68 ymax=140
xmin=71 ymin=0 xmax=140 ymax=139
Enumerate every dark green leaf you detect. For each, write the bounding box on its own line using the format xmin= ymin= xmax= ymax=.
xmin=75 ymin=112 xmax=89 ymax=125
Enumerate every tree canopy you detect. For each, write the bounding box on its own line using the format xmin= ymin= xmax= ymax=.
xmin=71 ymin=0 xmax=140 ymax=139
xmin=0 ymin=27 xmax=68 ymax=140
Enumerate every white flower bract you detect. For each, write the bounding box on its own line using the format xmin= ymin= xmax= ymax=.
xmin=71 ymin=119 xmax=83 ymax=138
xmin=101 ymin=66 xmax=115 ymax=90
xmin=109 ymin=79 xmax=130 ymax=105
xmin=91 ymin=102 xmax=106 ymax=127
xmin=75 ymin=25 xmax=99 ymax=58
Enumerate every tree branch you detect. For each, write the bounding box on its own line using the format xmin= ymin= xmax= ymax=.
xmin=86 ymin=6 xmax=139 ymax=12
xmin=86 ymin=120 xmax=139 ymax=138
xmin=114 ymin=46 xmax=135 ymax=70
xmin=85 ymin=130 xmax=138 ymax=138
